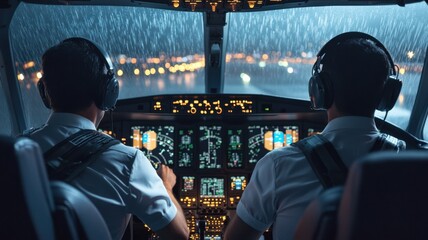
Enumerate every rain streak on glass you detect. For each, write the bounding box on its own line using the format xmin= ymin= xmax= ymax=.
xmin=10 ymin=3 xmax=205 ymax=127
xmin=225 ymin=3 xmax=428 ymax=129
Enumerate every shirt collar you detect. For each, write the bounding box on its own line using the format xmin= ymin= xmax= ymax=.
xmin=322 ymin=116 xmax=379 ymax=134
xmin=47 ymin=112 xmax=97 ymax=130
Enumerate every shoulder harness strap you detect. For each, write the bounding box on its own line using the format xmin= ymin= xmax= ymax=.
xmin=44 ymin=129 xmax=120 ymax=181
xmin=370 ymin=133 xmax=406 ymax=153
xmin=292 ymin=135 xmax=347 ymax=188
xmin=20 ymin=124 xmax=46 ymax=137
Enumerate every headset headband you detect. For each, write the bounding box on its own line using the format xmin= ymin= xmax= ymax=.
xmin=315 ymin=32 xmax=396 ymax=76
xmin=61 ymin=37 xmax=114 ymax=75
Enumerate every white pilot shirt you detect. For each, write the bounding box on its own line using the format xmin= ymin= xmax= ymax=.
xmin=237 ymin=116 xmax=385 ymax=240
xmin=30 ymin=112 xmax=177 ymax=240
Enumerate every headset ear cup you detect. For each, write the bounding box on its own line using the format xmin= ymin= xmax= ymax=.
xmin=309 ymin=74 xmax=321 ymax=109
xmin=320 ymin=71 xmax=334 ymax=109
xmin=377 ymin=77 xmax=402 ymax=111
xmin=96 ymin=74 xmax=119 ymax=111
xmin=309 ymin=72 xmax=333 ymax=110
xmin=37 ymin=79 xmax=51 ymax=109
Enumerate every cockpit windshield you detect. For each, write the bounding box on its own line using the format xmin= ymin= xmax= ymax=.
xmin=9 ymin=2 xmax=428 ymax=130
xmin=224 ymin=2 xmax=427 ymax=128
xmin=11 ymin=3 xmax=205 ymax=126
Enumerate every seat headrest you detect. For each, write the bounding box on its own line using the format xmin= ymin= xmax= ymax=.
xmin=337 ymin=151 xmax=428 ymax=240
xmin=0 ymin=135 xmax=55 ymax=240
xmin=51 ymin=181 xmax=112 ymax=240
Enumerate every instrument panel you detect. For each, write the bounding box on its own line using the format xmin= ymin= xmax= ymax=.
xmin=122 ymin=121 xmax=321 ymax=239
xmin=102 ymin=94 xmax=326 ymax=239
xmin=128 ymin=123 xmax=301 ymax=169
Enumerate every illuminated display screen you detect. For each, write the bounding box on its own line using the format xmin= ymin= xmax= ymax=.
xmin=177 ymin=129 xmax=194 ymax=167
xmin=200 ymin=178 xmax=224 ymax=197
xmin=131 ymin=126 xmax=174 ymax=165
xmin=172 ymin=98 xmax=253 ymax=115
xmin=230 ymin=176 xmax=247 ymax=191
xmin=227 ymin=129 xmax=244 ymax=168
xmin=199 ymin=126 xmax=222 ymax=169
xmin=248 ymin=125 xmax=299 ymax=164
xmin=182 ymin=176 xmax=195 ymax=192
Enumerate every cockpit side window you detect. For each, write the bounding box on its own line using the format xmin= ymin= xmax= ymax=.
xmin=0 ymin=77 xmax=12 ymax=135
xmin=423 ymin=119 xmax=428 ymax=140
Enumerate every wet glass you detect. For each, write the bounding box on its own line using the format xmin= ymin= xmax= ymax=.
xmin=424 ymin=119 xmax=428 ymax=140
xmin=0 ymin=77 xmax=12 ymax=135
xmin=224 ymin=2 xmax=428 ymax=130
xmin=10 ymin=3 xmax=205 ymax=128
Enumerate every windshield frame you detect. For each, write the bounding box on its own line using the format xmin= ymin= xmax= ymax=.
xmin=1 ymin=1 xmax=427 ymax=137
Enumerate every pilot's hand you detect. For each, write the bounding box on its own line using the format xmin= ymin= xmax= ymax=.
xmin=156 ymin=164 xmax=177 ymax=191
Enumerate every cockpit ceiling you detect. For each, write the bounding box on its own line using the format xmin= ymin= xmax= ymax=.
xmin=22 ymin=0 xmax=424 ymax=12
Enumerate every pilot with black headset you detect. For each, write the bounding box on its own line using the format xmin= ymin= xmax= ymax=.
xmin=27 ymin=38 xmax=189 ymax=240
xmin=224 ymin=32 xmax=406 ymax=240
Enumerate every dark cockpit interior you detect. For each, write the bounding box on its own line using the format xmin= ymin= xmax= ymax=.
xmin=1 ymin=0 xmax=428 ymax=239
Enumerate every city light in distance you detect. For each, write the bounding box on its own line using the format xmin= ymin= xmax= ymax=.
xmin=158 ymin=67 xmax=165 ymax=74
xmin=262 ymin=54 xmax=269 ymax=60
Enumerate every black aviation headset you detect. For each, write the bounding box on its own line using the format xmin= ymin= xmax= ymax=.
xmin=38 ymin=37 xmax=119 ymax=111
xmin=308 ymin=31 xmax=402 ymax=112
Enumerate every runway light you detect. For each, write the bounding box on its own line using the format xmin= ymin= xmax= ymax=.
xmin=150 ymin=68 xmax=156 ymax=74
xmin=258 ymin=61 xmax=266 ymax=68
xmin=399 ymin=68 xmax=406 ymax=75
xmin=240 ymin=73 xmax=251 ymax=85
xmin=117 ymin=69 xmax=124 ymax=77
xmin=144 ymin=69 xmax=151 ymax=76
xmin=287 ymin=67 xmax=294 ymax=74
xmin=36 ymin=72 xmax=43 ymax=79
xmin=17 ymin=73 xmax=24 ymax=81
xmin=134 ymin=68 xmax=140 ymax=75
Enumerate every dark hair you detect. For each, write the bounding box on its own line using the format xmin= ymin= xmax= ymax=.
xmin=41 ymin=40 xmax=105 ymax=112
xmin=321 ymin=38 xmax=391 ymax=116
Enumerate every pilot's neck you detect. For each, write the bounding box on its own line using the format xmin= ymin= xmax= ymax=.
xmin=327 ymin=104 xmax=374 ymax=122
xmin=69 ymin=102 xmax=105 ymax=128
